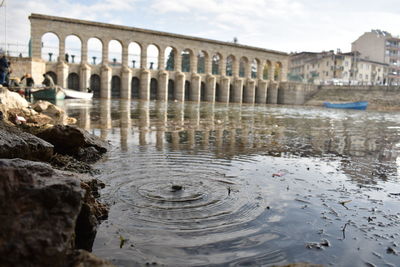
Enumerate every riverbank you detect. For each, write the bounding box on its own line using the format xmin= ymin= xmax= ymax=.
xmin=305 ymin=86 xmax=400 ymax=111
xmin=0 ymin=86 xmax=114 ymax=267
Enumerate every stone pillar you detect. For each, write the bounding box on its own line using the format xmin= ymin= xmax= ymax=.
xmin=280 ymin=61 xmax=288 ymax=82
xmin=100 ymin=64 xmax=112 ymax=99
xmin=244 ymin=79 xmax=255 ymax=103
xmin=175 ymin=49 xmax=182 ymax=72
xmin=270 ymin=63 xmax=276 ymax=82
xmin=232 ymin=58 xmax=239 ymax=77
xmin=245 ymin=62 xmax=251 ymax=78
xmin=256 ymin=79 xmax=268 ymax=104
xmin=190 ymin=73 xmax=201 ymax=102
xmin=121 ymin=44 xmax=129 ymax=67
xmin=219 ymin=56 xmax=226 ymax=76
xmin=267 ymin=81 xmax=278 ymax=104
xmin=191 ymin=53 xmax=198 ymax=74
xmin=174 ymin=71 xmax=185 ymax=101
xmin=140 ymin=43 xmax=148 ymax=69
xmin=219 ymin=76 xmax=230 ymax=103
xmin=205 ymin=55 xmax=212 ymax=74
xmin=30 ymin=26 xmax=42 ymax=59
xmin=81 ymin=38 xmax=88 ymax=64
xmin=58 ymin=36 xmax=65 ymax=62
xmin=158 ymin=47 xmax=165 ymax=70
xmin=102 ymin=39 xmax=109 ymax=65
xmin=140 ymin=69 xmax=150 ymax=100
xmin=80 ymin=63 xmax=91 ymax=91
xmin=158 ymin=70 xmax=168 ymax=101
xmin=56 ymin=61 xmax=68 ymax=88
xmin=258 ymin=63 xmax=264 ymax=80
xmin=233 ymin=77 xmax=243 ymax=103
xmin=206 ymin=74 xmax=216 ymax=102
xmin=121 ymin=66 xmax=132 ymax=99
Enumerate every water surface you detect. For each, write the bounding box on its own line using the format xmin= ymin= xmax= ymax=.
xmin=63 ymin=99 xmax=400 ymax=266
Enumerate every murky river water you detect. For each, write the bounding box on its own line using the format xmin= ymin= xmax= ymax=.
xmin=62 ymin=99 xmax=400 ymax=266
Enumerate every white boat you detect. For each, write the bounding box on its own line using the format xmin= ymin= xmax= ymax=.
xmin=62 ymin=88 xmax=93 ymax=100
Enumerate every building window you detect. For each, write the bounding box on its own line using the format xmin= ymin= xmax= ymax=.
xmin=326 ymin=61 xmax=329 ymax=66
xmin=365 ymin=74 xmax=368 ymax=79
xmin=345 ymin=61 xmax=348 ymax=66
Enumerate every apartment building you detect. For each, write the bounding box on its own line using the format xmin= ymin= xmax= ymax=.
xmin=352 ymin=29 xmax=400 ymax=85
xmin=289 ymin=50 xmax=388 ymax=85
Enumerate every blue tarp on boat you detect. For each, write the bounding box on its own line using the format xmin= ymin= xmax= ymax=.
xmin=323 ymin=101 xmax=368 ymax=110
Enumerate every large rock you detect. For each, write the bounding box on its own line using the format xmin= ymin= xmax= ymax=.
xmin=0 ymin=86 xmax=29 ymax=110
xmin=31 ymin=100 xmax=76 ymax=125
xmin=67 ymin=250 xmax=116 ymax=267
xmin=0 ymin=158 xmax=84 ymax=267
xmin=37 ymin=125 xmax=109 ymax=163
xmin=0 ymin=121 xmax=54 ymax=161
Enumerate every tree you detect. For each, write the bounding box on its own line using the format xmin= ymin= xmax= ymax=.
xmin=166 ymin=50 xmax=174 ymax=71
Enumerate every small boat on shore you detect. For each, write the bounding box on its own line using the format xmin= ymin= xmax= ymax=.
xmin=32 ymin=87 xmax=65 ymax=100
xmin=62 ymin=88 xmax=93 ymax=100
xmin=323 ymin=101 xmax=368 ymax=110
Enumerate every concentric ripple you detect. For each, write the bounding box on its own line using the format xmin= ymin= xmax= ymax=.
xmin=94 ymin=148 xmax=286 ymax=266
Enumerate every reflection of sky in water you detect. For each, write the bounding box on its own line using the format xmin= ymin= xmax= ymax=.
xmin=61 ymin=99 xmax=400 ymax=266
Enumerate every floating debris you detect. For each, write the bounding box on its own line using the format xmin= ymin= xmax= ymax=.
xmin=171 ymin=185 xmax=183 ymax=192
xmin=306 ymin=239 xmax=331 ymax=250
xmin=119 ymin=235 xmax=127 ymax=249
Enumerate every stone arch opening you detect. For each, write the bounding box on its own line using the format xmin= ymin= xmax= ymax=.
xmin=87 ymin=37 xmax=102 ymax=65
xmin=239 ymin=57 xmax=249 ymax=78
xmin=168 ymin=79 xmax=175 ymax=100
xmin=263 ymin=61 xmax=272 ymax=80
xmin=150 ymin=78 xmax=158 ymax=100
xmin=274 ymin=62 xmax=283 ymax=81
xmin=200 ymin=81 xmax=206 ymax=101
xmin=131 ymin=77 xmax=140 ymax=99
xmin=212 ymin=54 xmax=221 ymax=75
xmin=165 ymin=47 xmax=176 ymax=71
xmin=41 ymin=32 xmax=59 ymax=62
xmin=67 ymin=73 xmax=80 ymax=90
xmin=111 ymin=75 xmax=121 ymax=98
xmin=226 ymin=55 xmax=234 ymax=76
xmin=109 ymin=40 xmax=122 ymax=66
xmin=229 ymin=83 xmax=234 ymax=103
xmin=45 ymin=71 xmax=57 ymax=85
xmin=128 ymin=42 xmax=141 ymax=68
xmin=65 ymin=35 xmax=81 ymax=64
xmin=215 ymin=82 xmax=221 ymax=102
xmin=185 ymin=80 xmax=191 ymax=101
xmin=197 ymin=51 xmax=207 ymax=74
xmin=251 ymin=59 xmax=258 ymax=79
xmin=147 ymin=44 xmax=159 ymax=69
xmin=181 ymin=49 xmax=193 ymax=73
xmin=90 ymin=74 xmax=101 ymax=98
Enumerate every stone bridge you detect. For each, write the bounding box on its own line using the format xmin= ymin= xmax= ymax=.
xmin=29 ymin=13 xmax=295 ymax=104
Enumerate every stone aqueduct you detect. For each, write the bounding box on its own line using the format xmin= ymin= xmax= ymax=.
xmin=30 ymin=13 xmax=291 ymax=104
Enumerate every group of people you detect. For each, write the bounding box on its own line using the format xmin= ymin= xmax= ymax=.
xmin=0 ymin=52 xmax=58 ymax=99
xmin=0 ymin=54 xmax=11 ymax=87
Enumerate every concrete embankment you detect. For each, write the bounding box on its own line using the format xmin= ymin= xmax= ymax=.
xmin=304 ymin=85 xmax=400 ymax=110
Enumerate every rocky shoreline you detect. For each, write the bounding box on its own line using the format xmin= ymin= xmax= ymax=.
xmin=0 ymin=86 xmax=115 ymax=267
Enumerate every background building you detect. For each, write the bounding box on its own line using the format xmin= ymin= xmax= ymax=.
xmin=352 ymin=30 xmax=400 ymax=85
xmin=289 ymin=50 xmax=388 ymax=85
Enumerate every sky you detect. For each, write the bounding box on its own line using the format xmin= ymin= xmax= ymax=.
xmin=1 ymin=0 xmax=400 ymax=54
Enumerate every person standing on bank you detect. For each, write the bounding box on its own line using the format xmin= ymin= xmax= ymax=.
xmin=21 ymin=73 xmax=35 ymax=99
xmin=42 ymin=73 xmax=55 ymax=88
xmin=0 ymin=54 xmax=9 ymax=86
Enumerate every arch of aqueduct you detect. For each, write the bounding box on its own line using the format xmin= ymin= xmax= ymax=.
xmin=30 ymin=13 xmax=291 ymax=104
